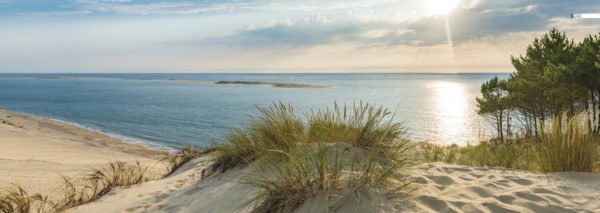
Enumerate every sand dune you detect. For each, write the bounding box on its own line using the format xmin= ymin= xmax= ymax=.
xmin=69 ymin=159 xmax=600 ymax=212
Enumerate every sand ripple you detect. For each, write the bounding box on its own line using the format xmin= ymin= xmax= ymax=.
xmin=400 ymin=162 xmax=600 ymax=213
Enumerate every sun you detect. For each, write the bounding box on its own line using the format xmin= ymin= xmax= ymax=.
xmin=426 ymin=0 xmax=462 ymax=15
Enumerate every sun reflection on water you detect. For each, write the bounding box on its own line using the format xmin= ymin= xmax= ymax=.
xmin=430 ymin=81 xmax=469 ymax=145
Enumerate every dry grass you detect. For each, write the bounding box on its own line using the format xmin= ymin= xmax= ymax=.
xmin=418 ymin=141 xmax=537 ymax=171
xmin=54 ymin=161 xmax=148 ymax=210
xmin=421 ymin=114 xmax=600 ymax=173
xmin=248 ymin=142 xmax=413 ymax=213
xmin=214 ymin=102 xmax=414 ymax=212
xmin=163 ymin=145 xmax=203 ymax=176
xmin=0 ymin=185 xmax=36 ymax=213
xmin=214 ymin=102 xmax=305 ymax=172
xmin=537 ymin=114 xmax=600 ymax=172
xmin=0 ymin=161 xmax=150 ymax=213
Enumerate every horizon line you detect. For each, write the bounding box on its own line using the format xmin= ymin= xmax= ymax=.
xmin=0 ymin=71 xmax=513 ymax=74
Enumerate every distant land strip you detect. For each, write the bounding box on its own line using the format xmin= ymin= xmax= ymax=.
xmin=214 ymin=81 xmax=328 ymax=89
xmin=37 ymin=76 xmax=327 ymax=88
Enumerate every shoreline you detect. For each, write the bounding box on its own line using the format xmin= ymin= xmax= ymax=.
xmin=46 ymin=117 xmax=174 ymax=152
xmin=0 ymin=108 xmax=169 ymax=198
xmin=1 ymin=108 xmax=173 ymax=152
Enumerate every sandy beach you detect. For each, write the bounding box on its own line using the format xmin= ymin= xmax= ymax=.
xmin=0 ymin=109 xmax=169 ymax=198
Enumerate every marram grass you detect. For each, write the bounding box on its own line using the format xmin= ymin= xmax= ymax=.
xmin=0 ymin=161 xmax=148 ymax=213
xmin=215 ymin=102 xmax=415 ymax=213
xmin=420 ymin=113 xmax=600 ymax=173
xmin=163 ymin=145 xmax=203 ymax=176
xmin=537 ymin=114 xmax=600 ymax=172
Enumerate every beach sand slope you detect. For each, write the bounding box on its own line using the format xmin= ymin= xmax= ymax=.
xmin=69 ymin=160 xmax=600 ymax=212
xmin=398 ymin=162 xmax=600 ymax=212
xmin=0 ymin=109 xmax=168 ymax=197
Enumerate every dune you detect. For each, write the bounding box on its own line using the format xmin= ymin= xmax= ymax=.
xmin=0 ymin=109 xmax=169 ymax=199
xmin=400 ymin=162 xmax=600 ymax=212
xmin=69 ymin=160 xmax=600 ymax=212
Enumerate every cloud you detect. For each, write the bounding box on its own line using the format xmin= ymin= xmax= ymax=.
xmin=215 ymin=0 xmax=600 ymax=49
xmin=0 ymin=0 xmax=598 ymax=72
xmin=3 ymin=0 xmax=405 ymax=16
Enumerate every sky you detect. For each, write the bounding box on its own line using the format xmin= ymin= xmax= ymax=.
xmin=0 ymin=0 xmax=598 ymax=73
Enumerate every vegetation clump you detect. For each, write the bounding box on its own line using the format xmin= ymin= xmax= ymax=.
xmin=0 ymin=161 xmax=148 ymax=213
xmin=421 ymin=114 xmax=600 ymax=173
xmin=214 ymin=102 xmax=414 ymax=212
xmin=163 ymin=145 xmax=204 ymax=176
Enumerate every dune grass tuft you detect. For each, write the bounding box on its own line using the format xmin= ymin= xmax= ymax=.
xmin=537 ymin=114 xmax=600 ymax=172
xmin=163 ymin=145 xmax=203 ymax=176
xmin=0 ymin=185 xmax=34 ymax=213
xmin=54 ymin=161 xmax=148 ymax=211
xmin=214 ymin=102 xmax=414 ymax=212
xmin=0 ymin=184 xmax=56 ymax=213
xmin=306 ymin=102 xmax=407 ymax=150
xmin=214 ymin=102 xmax=305 ymax=172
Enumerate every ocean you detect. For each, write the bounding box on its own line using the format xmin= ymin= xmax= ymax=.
xmin=0 ymin=73 xmax=508 ymax=148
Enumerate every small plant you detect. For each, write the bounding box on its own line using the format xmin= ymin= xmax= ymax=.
xmin=0 ymin=185 xmax=33 ymax=213
xmin=54 ymin=161 xmax=148 ymax=210
xmin=0 ymin=184 xmax=55 ymax=213
xmin=88 ymin=161 xmax=147 ymax=193
xmin=164 ymin=145 xmax=203 ymax=176
xmin=53 ymin=176 xmax=93 ymax=211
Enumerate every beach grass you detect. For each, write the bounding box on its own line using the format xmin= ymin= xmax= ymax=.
xmin=0 ymin=185 xmax=36 ymax=213
xmin=54 ymin=161 xmax=148 ymax=210
xmin=163 ymin=145 xmax=203 ymax=176
xmin=214 ymin=102 xmax=415 ymax=212
xmin=537 ymin=114 xmax=600 ymax=172
xmin=421 ymin=113 xmax=600 ymax=173
xmin=214 ymin=102 xmax=305 ymax=172
xmin=0 ymin=161 xmax=151 ymax=213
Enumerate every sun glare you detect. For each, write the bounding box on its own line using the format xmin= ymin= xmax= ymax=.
xmin=426 ymin=0 xmax=462 ymax=15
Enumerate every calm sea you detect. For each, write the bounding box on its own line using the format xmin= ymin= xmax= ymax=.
xmin=0 ymin=73 xmax=508 ymax=148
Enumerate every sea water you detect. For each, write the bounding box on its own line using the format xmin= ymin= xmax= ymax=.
xmin=0 ymin=73 xmax=508 ymax=148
